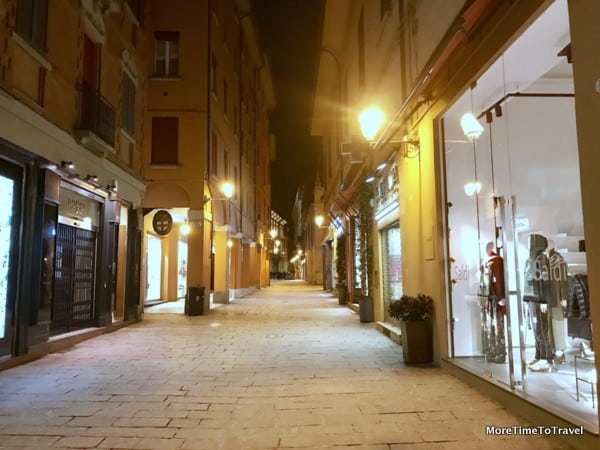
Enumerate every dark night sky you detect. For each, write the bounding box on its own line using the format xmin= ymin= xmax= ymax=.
xmin=252 ymin=0 xmax=324 ymax=222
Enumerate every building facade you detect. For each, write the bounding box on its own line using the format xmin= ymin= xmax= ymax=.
xmin=312 ymin=0 xmax=599 ymax=440
xmin=141 ymin=0 xmax=275 ymax=307
xmin=0 ymin=0 xmax=275 ymax=364
xmin=0 ymin=0 xmax=147 ymax=360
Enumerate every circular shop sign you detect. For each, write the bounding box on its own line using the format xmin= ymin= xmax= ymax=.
xmin=152 ymin=210 xmax=173 ymax=236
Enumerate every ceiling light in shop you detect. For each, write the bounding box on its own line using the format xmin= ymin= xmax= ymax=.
xmin=460 ymin=113 xmax=484 ymax=140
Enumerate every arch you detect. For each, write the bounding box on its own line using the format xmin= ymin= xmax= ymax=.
xmin=144 ymin=182 xmax=190 ymax=208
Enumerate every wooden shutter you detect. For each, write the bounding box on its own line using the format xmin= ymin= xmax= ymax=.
xmin=151 ymin=117 xmax=178 ymax=164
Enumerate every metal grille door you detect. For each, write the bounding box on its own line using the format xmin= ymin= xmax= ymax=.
xmin=52 ymin=224 xmax=96 ymax=334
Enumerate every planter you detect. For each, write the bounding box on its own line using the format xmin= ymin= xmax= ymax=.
xmin=337 ymin=286 xmax=348 ymax=305
xmin=359 ymin=295 xmax=373 ymax=323
xmin=400 ymin=320 xmax=433 ymax=364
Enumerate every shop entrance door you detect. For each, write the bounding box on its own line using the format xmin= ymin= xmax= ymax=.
xmin=52 ymin=223 xmax=97 ymax=334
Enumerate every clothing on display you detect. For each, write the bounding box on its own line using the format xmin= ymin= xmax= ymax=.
xmin=523 ymin=234 xmax=554 ymax=371
xmin=567 ymin=273 xmax=593 ymax=342
xmin=482 ymin=242 xmax=507 ymax=363
xmin=548 ymin=245 xmax=569 ymax=362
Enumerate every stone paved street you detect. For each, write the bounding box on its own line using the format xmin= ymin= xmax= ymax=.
xmin=0 ymin=281 xmax=578 ymax=449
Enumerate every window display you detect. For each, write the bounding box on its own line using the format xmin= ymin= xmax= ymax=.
xmin=442 ymin=0 xmax=596 ymax=432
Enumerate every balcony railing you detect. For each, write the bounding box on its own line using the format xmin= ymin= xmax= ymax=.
xmin=78 ymin=82 xmax=116 ymax=148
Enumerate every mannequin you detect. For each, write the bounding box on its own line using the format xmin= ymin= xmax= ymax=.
xmin=547 ymin=239 xmax=568 ymax=363
xmin=523 ymin=233 xmax=554 ymax=372
xmin=484 ymin=241 xmax=506 ymax=363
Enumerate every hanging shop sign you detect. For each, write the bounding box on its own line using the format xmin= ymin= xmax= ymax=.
xmin=152 ymin=210 xmax=173 ymax=236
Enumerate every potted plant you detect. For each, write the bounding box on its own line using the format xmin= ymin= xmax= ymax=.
xmin=388 ymin=294 xmax=434 ymax=363
xmin=335 ymin=234 xmax=348 ymax=305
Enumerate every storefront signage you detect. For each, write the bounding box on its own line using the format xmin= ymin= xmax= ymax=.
xmin=376 ymin=165 xmax=398 ymax=204
xmin=58 ymin=187 xmax=100 ymax=227
xmin=152 ymin=210 xmax=173 ymax=236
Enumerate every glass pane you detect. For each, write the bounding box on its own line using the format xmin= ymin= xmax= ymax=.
xmin=154 ymin=40 xmax=166 ymax=76
xmin=0 ymin=175 xmax=14 ymax=339
xmin=146 ymin=234 xmax=162 ymax=302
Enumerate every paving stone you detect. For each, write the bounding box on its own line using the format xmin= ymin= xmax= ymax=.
xmin=53 ymin=436 xmax=104 ymax=448
xmin=0 ymin=282 xmax=578 ymax=450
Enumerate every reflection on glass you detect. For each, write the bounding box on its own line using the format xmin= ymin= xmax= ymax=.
xmin=0 ymin=175 xmax=14 ymax=339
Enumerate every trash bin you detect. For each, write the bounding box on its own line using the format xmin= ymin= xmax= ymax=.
xmin=185 ymin=285 xmax=208 ymax=316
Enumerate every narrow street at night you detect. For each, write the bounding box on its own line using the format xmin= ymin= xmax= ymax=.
xmin=0 ymin=282 xmax=572 ymax=450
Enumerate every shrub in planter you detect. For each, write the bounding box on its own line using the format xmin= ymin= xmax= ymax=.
xmin=335 ymin=234 xmax=348 ymax=305
xmin=388 ymin=294 xmax=434 ymax=364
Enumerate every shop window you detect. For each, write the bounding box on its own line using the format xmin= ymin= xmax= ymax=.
xmin=442 ymin=0 xmax=595 ymax=432
xmin=151 ymin=117 xmax=178 ymax=164
xmin=154 ymin=31 xmax=179 ymax=77
xmin=121 ymin=72 xmax=136 ymax=136
xmin=16 ymin=0 xmax=48 ymax=54
xmin=381 ymin=223 xmax=402 ymax=321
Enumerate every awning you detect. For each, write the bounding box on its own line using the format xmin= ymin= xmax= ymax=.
xmin=329 ymin=182 xmax=359 ymax=216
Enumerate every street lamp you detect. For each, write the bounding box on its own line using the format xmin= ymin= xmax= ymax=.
xmin=221 ymin=181 xmax=235 ymax=199
xmin=315 ymin=215 xmax=324 ymax=228
xmin=358 ymin=107 xmax=385 ymax=141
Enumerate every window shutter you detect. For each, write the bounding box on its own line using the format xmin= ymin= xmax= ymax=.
xmin=151 ymin=118 xmax=178 ymax=164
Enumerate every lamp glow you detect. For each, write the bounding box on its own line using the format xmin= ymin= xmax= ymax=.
xmin=180 ymin=223 xmax=190 ymax=235
xmin=221 ymin=181 xmax=235 ymax=199
xmin=315 ymin=215 xmax=324 ymax=227
xmin=273 ymin=248 xmax=279 ymax=254
xmin=269 ymin=228 xmax=277 ymax=239
xmin=227 ymin=239 xmax=233 ymax=248
xmin=358 ymin=107 xmax=384 ymax=141
xmin=460 ymin=113 xmax=484 ymax=140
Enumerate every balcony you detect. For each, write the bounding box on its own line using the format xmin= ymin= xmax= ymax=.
xmin=76 ymin=82 xmax=116 ymax=155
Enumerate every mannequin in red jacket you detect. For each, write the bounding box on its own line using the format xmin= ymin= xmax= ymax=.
xmin=485 ymin=241 xmax=507 ymax=363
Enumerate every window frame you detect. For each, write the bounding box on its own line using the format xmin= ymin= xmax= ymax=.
xmin=121 ymin=72 xmax=136 ymax=137
xmin=16 ymin=0 xmax=49 ymax=55
xmin=153 ymin=31 xmax=179 ymax=78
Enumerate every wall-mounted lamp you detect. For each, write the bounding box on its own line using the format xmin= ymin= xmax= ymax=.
xmin=315 ymin=215 xmax=324 ymax=227
xmin=227 ymin=239 xmax=234 ymax=248
xmin=460 ymin=113 xmax=484 ymax=140
xmin=61 ymin=161 xmax=75 ymax=169
xmin=358 ymin=107 xmax=385 ymax=141
xmin=389 ymin=135 xmax=420 ymax=158
xmin=365 ymin=176 xmax=375 ymax=183
xmin=204 ymin=181 xmax=236 ymax=204
xmin=221 ymin=181 xmax=234 ymax=199
xmin=273 ymin=247 xmax=279 ymax=255
xmin=269 ymin=228 xmax=277 ymax=239
xmin=180 ymin=221 xmax=190 ymax=235
xmin=86 ymin=174 xmax=99 ymax=183
xmin=376 ymin=162 xmax=387 ymax=171
xmin=106 ymin=180 xmax=118 ymax=192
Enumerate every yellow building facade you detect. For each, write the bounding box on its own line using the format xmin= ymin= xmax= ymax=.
xmin=0 ymin=0 xmax=147 ymax=357
xmin=312 ymin=0 xmax=600 ymax=441
xmin=141 ymin=0 xmax=275 ymax=307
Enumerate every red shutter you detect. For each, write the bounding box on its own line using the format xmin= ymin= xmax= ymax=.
xmin=151 ymin=118 xmax=178 ymax=164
